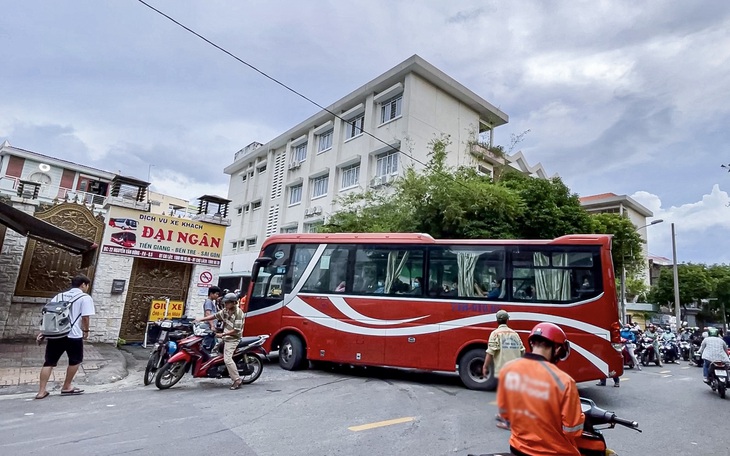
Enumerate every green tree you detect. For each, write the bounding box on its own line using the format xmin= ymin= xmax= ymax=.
xmin=649 ymin=264 xmax=713 ymax=307
xmin=498 ymin=171 xmax=593 ymax=239
xmin=588 ymin=213 xmax=645 ymax=276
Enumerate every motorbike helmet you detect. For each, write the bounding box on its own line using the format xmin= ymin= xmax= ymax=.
xmin=223 ymin=292 xmax=238 ymax=303
xmin=528 ymin=322 xmax=570 ymax=363
xmin=708 ymin=327 xmax=719 ymax=337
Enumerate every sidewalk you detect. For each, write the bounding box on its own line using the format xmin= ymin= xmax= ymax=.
xmin=0 ymin=341 xmax=128 ymax=394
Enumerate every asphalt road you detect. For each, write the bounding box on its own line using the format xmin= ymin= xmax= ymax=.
xmin=1 ymin=357 xmax=728 ymax=456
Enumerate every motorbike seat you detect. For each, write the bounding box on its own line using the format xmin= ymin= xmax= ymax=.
xmin=237 ymin=336 xmax=262 ymax=348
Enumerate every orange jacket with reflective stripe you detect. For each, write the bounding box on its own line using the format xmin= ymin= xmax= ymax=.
xmin=497 ymin=354 xmax=585 ymax=456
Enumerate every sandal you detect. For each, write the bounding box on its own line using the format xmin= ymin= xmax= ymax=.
xmin=34 ymin=391 xmax=50 ymax=400
xmin=61 ymin=388 xmax=84 ymax=396
xmin=230 ymin=379 xmax=243 ymax=390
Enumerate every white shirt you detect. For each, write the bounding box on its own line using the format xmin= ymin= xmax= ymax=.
xmin=50 ymin=287 xmax=95 ymax=339
xmin=699 ymin=336 xmax=730 ymax=363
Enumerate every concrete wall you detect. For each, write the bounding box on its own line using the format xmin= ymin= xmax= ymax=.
xmin=184 ymin=264 xmax=221 ymax=320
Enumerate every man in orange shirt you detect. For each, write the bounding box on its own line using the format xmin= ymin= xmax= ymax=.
xmin=496 ymin=322 xmax=585 ymax=456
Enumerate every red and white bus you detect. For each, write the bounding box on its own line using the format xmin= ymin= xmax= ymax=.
xmin=243 ymin=233 xmax=623 ymax=390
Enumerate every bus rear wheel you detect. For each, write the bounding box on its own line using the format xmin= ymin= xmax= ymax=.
xmin=279 ymin=334 xmax=307 ymax=371
xmin=459 ymin=348 xmax=496 ymax=391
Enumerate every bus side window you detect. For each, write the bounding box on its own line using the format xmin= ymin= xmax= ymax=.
xmin=301 ymin=245 xmax=351 ymax=293
xmin=428 ymin=246 xmax=505 ymax=299
xmin=352 ymin=246 xmax=425 ymax=295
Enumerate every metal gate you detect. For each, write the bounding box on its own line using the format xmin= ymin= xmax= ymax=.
xmin=119 ymin=258 xmax=191 ymax=341
xmin=15 ymin=203 xmax=104 ymax=298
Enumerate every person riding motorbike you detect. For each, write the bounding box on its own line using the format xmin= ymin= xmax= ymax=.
xmin=698 ymin=327 xmax=730 ymax=383
xmin=619 ymin=324 xmax=641 ymax=371
xmin=195 ymin=293 xmax=246 ymax=390
xmin=644 ymin=323 xmax=662 ymax=367
xmin=496 ymin=322 xmax=584 ymax=456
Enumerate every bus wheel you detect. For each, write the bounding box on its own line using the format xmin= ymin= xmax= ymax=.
xmin=459 ymin=348 xmax=496 ymax=391
xmin=279 ymin=334 xmax=307 ymax=371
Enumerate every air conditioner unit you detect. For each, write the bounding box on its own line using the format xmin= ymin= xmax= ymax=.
xmin=288 ymin=161 xmax=301 ymax=170
xmin=385 ymin=174 xmax=396 ymax=183
xmin=304 ymin=208 xmax=313 ymax=216
xmin=313 ymin=206 xmax=322 ymax=215
xmin=370 ymin=177 xmax=383 ymax=187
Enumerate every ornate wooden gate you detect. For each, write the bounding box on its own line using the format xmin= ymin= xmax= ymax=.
xmin=15 ymin=203 xmax=104 ymax=298
xmin=119 ymin=258 xmax=192 ymax=341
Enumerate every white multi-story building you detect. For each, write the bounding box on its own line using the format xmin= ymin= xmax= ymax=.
xmin=222 ymin=55 xmax=548 ymax=277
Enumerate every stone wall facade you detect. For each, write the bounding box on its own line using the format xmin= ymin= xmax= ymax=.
xmin=88 ymin=253 xmax=134 ymax=343
xmin=0 ymin=200 xmax=35 ymax=340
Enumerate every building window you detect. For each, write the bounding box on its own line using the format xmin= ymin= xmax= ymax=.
xmin=257 ymin=163 xmax=267 ymax=173
xmin=281 ymin=225 xmax=298 ymax=234
xmin=341 ymin=164 xmax=360 ymax=189
xmin=311 ymin=175 xmax=329 ymax=199
xmin=376 ymin=151 xmax=399 ymax=177
xmin=304 ymin=221 xmax=323 ymax=233
xmin=231 ymin=241 xmax=238 ymax=252
xmin=236 ymin=207 xmax=243 ymax=216
xmin=289 ymin=184 xmax=303 ymax=206
xmin=246 ymin=238 xmax=257 ymax=248
xmin=241 ymin=173 xmax=247 ymax=182
xmin=244 ymin=204 xmax=250 ymax=213
xmin=293 ymin=143 xmax=307 ymax=163
xmin=252 ymin=201 xmax=262 ymax=211
xmin=345 ymin=114 xmax=364 ymax=139
xmin=380 ymin=95 xmax=402 ymax=124
xmin=318 ymin=130 xmax=333 ymax=153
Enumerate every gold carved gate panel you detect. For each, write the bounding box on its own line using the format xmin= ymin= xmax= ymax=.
xmin=15 ymin=203 xmax=104 ymax=298
xmin=119 ymin=258 xmax=191 ymax=341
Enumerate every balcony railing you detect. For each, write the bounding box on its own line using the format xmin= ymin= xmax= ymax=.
xmin=1 ymin=176 xmax=109 ymax=209
xmin=469 ymin=143 xmax=506 ymax=166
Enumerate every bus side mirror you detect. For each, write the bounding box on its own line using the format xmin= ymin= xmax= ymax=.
xmin=254 ymin=257 xmax=273 ymax=267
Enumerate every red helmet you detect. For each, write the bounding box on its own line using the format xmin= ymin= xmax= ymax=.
xmin=528 ymin=322 xmax=570 ymax=362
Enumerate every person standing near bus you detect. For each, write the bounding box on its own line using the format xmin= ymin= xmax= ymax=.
xmin=482 ymin=310 xmax=525 ymax=381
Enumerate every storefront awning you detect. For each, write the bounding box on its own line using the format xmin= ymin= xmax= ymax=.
xmin=0 ymin=201 xmax=98 ymax=268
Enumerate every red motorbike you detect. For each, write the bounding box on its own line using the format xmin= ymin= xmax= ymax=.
xmin=155 ymin=323 xmax=268 ymax=390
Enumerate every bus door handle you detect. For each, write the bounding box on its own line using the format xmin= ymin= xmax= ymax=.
xmin=407 ymin=337 xmax=416 ymax=343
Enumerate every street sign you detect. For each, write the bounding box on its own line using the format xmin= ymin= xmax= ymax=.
xmin=199 ymin=271 xmax=213 ymax=284
xmin=148 ymin=299 xmax=184 ymax=321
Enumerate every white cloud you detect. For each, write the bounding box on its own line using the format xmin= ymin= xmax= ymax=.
xmin=632 ymin=185 xmax=730 ymax=264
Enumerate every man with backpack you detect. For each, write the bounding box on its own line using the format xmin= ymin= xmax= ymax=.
xmin=35 ymin=275 xmax=96 ymax=399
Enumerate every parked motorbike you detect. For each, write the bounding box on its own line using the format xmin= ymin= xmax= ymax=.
xmin=144 ymin=317 xmax=194 ymax=385
xmin=679 ymin=340 xmax=691 ymax=361
xmin=637 ymin=337 xmax=661 ymax=366
xmin=661 ymin=339 xmax=680 ymax=364
xmin=154 ymin=323 xmax=268 ymax=390
xmin=621 ymin=338 xmax=635 ymax=369
xmin=468 ymin=398 xmax=641 ymax=456
xmin=706 ymin=361 xmax=730 ymax=399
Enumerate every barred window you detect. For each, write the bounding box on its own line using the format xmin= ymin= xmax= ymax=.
xmin=318 ymin=131 xmax=333 ymax=153
xmin=341 ymin=164 xmax=360 ymax=189
xmin=376 ymin=151 xmax=398 ymax=177
xmin=345 ymin=114 xmax=364 ymax=139
xmin=380 ymin=95 xmax=402 ymax=124
xmin=311 ymin=175 xmax=329 ymax=199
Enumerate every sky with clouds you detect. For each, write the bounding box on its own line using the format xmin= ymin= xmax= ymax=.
xmin=1 ymin=1 xmax=728 ymax=264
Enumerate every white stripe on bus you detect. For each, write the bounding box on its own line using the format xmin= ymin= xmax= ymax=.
xmin=329 ymin=296 xmax=429 ymax=326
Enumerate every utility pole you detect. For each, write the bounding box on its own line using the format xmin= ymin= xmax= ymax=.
xmin=672 ymin=223 xmax=681 ymax=326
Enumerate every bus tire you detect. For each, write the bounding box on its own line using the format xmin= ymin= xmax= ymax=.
xmin=279 ymin=334 xmax=307 ymax=371
xmin=458 ymin=348 xmax=496 ymax=391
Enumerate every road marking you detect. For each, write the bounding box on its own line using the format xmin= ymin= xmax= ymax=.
xmin=24 ymin=413 xmax=34 ymax=416
xmin=349 ymin=417 xmax=415 ymax=432
xmin=660 ymin=370 xmax=671 ymax=374
xmin=620 ymin=377 xmax=629 ymax=382
xmin=488 ymin=400 xmax=497 ymax=405
xmin=681 ymin=367 xmax=691 ymax=370
xmin=662 ymin=375 xmax=672 ymax=378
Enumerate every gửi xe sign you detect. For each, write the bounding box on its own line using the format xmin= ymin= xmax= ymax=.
xmin=102 ymin=206 xmax=225 ymax=266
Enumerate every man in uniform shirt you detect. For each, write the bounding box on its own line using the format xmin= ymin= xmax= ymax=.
xmin=497 ymin=322 xmax=585 ymax=456
xmin=196 ymin=293 xmax=245 ymax=390
xmin=482 ymin=310 xmax=525 ymax=382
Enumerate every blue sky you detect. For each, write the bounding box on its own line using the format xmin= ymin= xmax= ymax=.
xmin=1 ymin=1 xmax=728 ymax=264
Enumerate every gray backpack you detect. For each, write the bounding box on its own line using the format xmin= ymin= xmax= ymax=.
xmin=40 ymin=293 xmax=87 ymax=339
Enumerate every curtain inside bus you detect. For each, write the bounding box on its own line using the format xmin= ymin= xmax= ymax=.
xmin=533 ymin=252 xmax=571 ymax=300
xmin=457 ymin=252 xmax=479 ymax=298
xmin=385 ymin=251 xmax=409 ymax=293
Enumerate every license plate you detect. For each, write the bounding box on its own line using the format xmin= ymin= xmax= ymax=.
xmin=161 ymin=321 xmax=172 ymax=328
xmin=716 ymin=370 xmax=727 ymax=377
